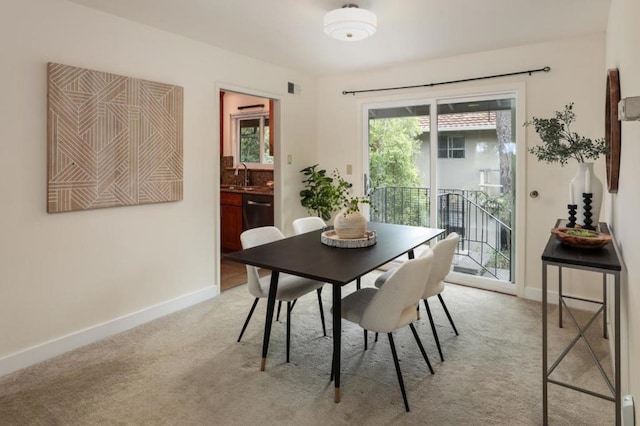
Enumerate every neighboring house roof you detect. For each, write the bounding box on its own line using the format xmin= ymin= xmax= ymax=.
xmin=419 ymin=112 xmax=497 ymax=132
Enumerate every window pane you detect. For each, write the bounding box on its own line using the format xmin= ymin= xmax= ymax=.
xmin=437 ymin=136 xmax=447 ymax=158
xmin=239 ymin=118 xmax=260 ymax=162
xmin=263 ymin=118 xmax=273 ymax=164
xmin=451 ymin=149 xmax=465 ymax=159
xmin=450 ymin=135 xmax=465 ymax=158
xmin=451 ymin=136 xmax=465 ymax=149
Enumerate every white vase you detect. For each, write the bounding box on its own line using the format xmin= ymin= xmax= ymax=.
xmin=333 ymin=209 xmax=367 ymax=239
xmin=570 ymin=162 xmax=602 ymax=227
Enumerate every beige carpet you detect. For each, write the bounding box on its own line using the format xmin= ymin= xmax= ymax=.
xmin=0 ymin=273 xmax=614 ymax=425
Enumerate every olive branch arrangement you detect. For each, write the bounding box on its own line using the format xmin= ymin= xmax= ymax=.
xmin=525 ymin=103 xmax=607 ymax=166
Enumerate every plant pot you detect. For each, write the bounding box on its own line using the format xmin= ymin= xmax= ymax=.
xmin=570 ymin=162 xmax=602 ymax=227
xmin=333 ymin=209 xmax=367 ymax=239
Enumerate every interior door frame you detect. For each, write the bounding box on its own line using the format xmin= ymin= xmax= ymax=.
xmin=215 ymin=83 xmax=282 ymax=295
xmin=360 ymin=82 xmax=526 ymax=297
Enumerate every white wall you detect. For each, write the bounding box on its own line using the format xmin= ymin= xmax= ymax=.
xmin=606 ymin=0 xmax=640 ymax=410
xmin=317 ymin=34 xmax=606 ymax=299
xmin=432 ymin=130 xmax=501 ymax=191
xmin=0 ymin=0 xmax=317 ymax=373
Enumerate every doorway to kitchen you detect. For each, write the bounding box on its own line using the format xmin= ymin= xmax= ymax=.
xmin=219 ymin=89 xmax=277 ymax=291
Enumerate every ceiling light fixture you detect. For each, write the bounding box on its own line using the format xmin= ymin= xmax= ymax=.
xmin=324 ymin=4 xmax=377 ymax=41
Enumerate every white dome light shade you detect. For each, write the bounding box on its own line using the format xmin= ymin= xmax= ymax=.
xmin=324 ymin=5 xmax=377 ymax=41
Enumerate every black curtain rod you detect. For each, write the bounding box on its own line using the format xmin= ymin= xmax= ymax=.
xmin=342 ymin=66 xmax=551 ymax=96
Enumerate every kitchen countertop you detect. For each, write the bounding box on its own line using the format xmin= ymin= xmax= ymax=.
xmin=220 ymin=185 xmax=273 ymax=195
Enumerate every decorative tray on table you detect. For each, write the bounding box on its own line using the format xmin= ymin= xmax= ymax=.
xmin=551 ymin=227 xmax=612 ymax=249
xmin=321 ymin=230 xmax=377 ymax=248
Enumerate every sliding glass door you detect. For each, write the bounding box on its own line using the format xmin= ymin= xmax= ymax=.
xmin=365 ymin=92 xmax=519 ymax=293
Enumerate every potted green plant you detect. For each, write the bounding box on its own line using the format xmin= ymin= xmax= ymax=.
xmin=299 ymin=164 xmax=350 ymax=221
xmin=300 ymin=165 xmax=371 ymax=238
xmin=524 ymin=103 xmax=607 ymax=225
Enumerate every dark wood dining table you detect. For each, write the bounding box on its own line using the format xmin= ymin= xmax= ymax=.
xmin=224 ymin=221 xmax=445 ymax=403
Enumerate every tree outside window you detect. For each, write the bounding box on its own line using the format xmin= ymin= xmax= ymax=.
xmin=236 ymin=114 xmax=273 ymax=165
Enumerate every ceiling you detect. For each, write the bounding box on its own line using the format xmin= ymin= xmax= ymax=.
xmin=68 ymin=0 xmax=611 ymax=76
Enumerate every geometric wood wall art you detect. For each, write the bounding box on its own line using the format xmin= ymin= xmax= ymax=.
xmin=47 ymin=62 xmax=183 ymax=213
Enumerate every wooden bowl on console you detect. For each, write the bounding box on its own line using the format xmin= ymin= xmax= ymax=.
xmin=551 ymin=228 xmax=612 ymax=249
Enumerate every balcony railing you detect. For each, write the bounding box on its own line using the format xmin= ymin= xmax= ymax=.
xmin=370 ymin=186 xmax=513 ymax=282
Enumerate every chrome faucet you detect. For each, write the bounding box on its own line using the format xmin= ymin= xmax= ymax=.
xmin=235 ymin=162 xmax=249 ymax=187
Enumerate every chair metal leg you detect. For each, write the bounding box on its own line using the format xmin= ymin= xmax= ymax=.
xmin=364 ymin=330 xmax=368 ymax=350
xmin=424 ymin=299 xmax=444 ymax=362
xmin=388 ymin=333 xmax=410 ymax=412
xmin=330 ymin=352 xmax=334 ymax=382
xmin=409 ymin=323 xmax=435 ymax=374
xmin=280 ymin=299 xmax=298 ymax=319
xmin=286 ymin=301 xmax=292 ymax=363
xmin=375 ymin=332 xmax=378 ymax=342
xmin=317 ymin=288 xmax=327 ymax=337
xmin=438 ymin=294 xmax=459 ymax=335
xmin=356 ymin=277 xmax=361 ymax=290
xmin=237 ymin=298 xmax=259 ymax=342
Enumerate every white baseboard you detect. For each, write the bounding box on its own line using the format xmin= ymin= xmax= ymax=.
xmin=0 ymin=285 xmax=218 ymax=378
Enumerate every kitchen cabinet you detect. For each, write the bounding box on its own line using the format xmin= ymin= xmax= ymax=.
xmin=221 ymin=191 xmax=242 ymax=251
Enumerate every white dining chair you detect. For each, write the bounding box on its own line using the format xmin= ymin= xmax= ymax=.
xmin=274 ymin=216 xmax=329 ymax=324
xmin=236 ymin=226 xmax=327 ymax=363
xmin=337 ymin=249 xmax=435 ymax=412
xmin=292 ymin=216 xmax=327 ymax=234
xmin=375 ymin=232 xmax=460 ymax=362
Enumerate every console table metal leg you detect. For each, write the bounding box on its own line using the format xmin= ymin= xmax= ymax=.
xmin=558 ymin=266 xmax=563 ymax=329
xmin=542 ymin=261 xmax=548 ymax=425
xmin=603 ymin=274 xmax=608 ymax=339
xmin=615 ymin=272 xmax=621 ymax=426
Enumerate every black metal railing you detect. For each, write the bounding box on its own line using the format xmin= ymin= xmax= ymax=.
xmin=369 ymin=187 xmax=431 ymax=227
xmin=370 ymin=186 xmax=513 ymax=281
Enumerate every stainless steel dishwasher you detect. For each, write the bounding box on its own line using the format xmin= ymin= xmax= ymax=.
xmin=242 ymin=193 xmax=274 ymax=230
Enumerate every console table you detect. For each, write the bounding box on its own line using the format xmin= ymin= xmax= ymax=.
xmin=541 ymin=220 xmax=621 ymax=425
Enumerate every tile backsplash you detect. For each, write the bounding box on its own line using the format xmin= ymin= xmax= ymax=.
xmin=221 ymin=156 xmax=274 ymax=186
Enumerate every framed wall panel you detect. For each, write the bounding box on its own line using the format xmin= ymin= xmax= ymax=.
xmin=47 ymin=63 xmax=183 ymax=213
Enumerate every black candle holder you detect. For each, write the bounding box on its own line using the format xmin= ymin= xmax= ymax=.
xmin=567 ymin=204 xmax=577 ymax=228
xmin=582 ymin=193 xmax=595 ymax=230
